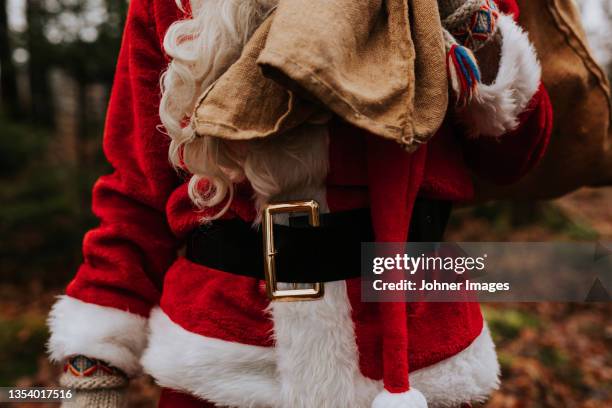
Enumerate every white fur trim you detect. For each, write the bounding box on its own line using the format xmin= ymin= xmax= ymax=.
xmin=411 ymin=324 xmax=500 ymax=407
xmin=47 ymin=295 xmax=148 ymax=377
xmin=141 ymin=308 xmax=280 ymax=408
xmin=270 ymin=282 xmax=364 ymax=408
xmin=262 ymin=130 xmax=368 ymax=407
xmin=372 ymin=389 xmax=428 ymax=408
xmin=141 ymin=309 xmax=498 ymax=407
xmin=462 ymin=14 xmax=542 ymax=137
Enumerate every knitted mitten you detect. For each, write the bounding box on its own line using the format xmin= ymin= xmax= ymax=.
xmin=437 ymin=0 xmax=500 ymax=107
xmin=60 ymin=355 xmax=128 ymax=408
xmin=439 ymin=0 xmax=500 ymax=51
xmin=437 ymin=0 xmax=541 ymax=137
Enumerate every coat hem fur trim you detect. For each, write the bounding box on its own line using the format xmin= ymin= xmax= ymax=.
xmin=141 ymin=306 xmax=500 ymax=408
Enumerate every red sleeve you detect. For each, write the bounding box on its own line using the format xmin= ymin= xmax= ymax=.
xmin=462 ymin=84 xmax=553 ymax=185
xmin=65 ymin=0 xmax=180 ymax=317
xmin=460 ymin=0 xmax=553 ymax=185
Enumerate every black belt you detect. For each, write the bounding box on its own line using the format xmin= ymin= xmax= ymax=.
xmin=186 ymin=198 xmax=452 ymax=283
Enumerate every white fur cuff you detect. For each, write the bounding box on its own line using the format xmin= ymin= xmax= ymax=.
xmin=372 ymin=389 xmax=428 ymax=408
xmin=47 ymin=295 xmax=148 ymax=377
xmin=462 ymin=14 xmax=542 ymax=137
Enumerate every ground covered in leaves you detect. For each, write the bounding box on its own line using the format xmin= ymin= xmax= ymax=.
xmin=1 ymin=187 xmax=610 ymax=407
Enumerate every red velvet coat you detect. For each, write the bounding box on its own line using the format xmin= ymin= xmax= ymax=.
xmin=47 ymin=1 xmax=552 ymax=407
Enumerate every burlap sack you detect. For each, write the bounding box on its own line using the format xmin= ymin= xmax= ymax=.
xmin=192 ymin=0 xmax=448 ymax=152
xmin=473 ymin=0 xmax=612 ymax=200
xmin=192 ymin=16 xmax=320 ymax=142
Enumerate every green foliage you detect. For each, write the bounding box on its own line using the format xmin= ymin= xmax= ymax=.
xmin=496 ymin=350 xmax=515 ymax=372
xmin=0 ymin=314 xmax=48 ymax=385
xmin=483 ymin=306 xmax=540 ymax=343
xmin=0 ymin=115 xmax=100 ymax=285
xmin=24 ymin=0 xmax=126 ymax=83
xmin=452 ymin=201 xmax=599 ymax=240
xmin=0 ymin=117 xmax=47 ymax=176
xmin=536 ymin=205 xmax=599 ymax=241
xmin=0 ymin=0 xmax=125 ymax=285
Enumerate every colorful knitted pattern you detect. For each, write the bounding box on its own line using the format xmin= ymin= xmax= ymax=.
xmin=438 ymin=0 xmax=500 ymax=106
xmin=444 ymin=0 xmax=499 ymax=51
xmin=64 ymin=355 xmax=121 ymax=378
xmin=60 ymin=356 xmax=128 ymax=407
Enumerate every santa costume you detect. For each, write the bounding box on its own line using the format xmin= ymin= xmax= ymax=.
xmin=47 ymin=0 xmax=552 ymax=407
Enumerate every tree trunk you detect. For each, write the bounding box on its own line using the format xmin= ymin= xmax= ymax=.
xmin=118 ymin=0 xmax=128 ymax=31
xmin=26 ymin=0 xmax=53 ymax=126
xmin=106 ymin=0 xmax=128 ymax=33
xmin=0 ymin=0 xmax=20 ymax=118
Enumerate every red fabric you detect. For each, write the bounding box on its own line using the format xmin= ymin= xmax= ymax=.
xmin=159 ymin=389 xmax=217 ymax=408
xmin=365 ymin=138 xmax=427 ymax=392
xmin=463 ymin=83 xmax=553 ymax=185
xmin=63 ymin=0 xmax=552 ymax=401
xmin=498 ymin=0 xmax=520 ymax=18
xmin=65 ymin=0 xmax=182 ymax=317
xmin=157 ymin=389 xmax=474 ymax=408
xmin=160 ymin=258 xmax=273 ymax=346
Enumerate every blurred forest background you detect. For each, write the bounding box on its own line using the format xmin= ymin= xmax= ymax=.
xmin=0 ymin=0 xmax=611 ymax=407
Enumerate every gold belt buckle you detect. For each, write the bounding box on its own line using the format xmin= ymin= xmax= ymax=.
xmin=262 ymin=200 xmax=325 ymax=301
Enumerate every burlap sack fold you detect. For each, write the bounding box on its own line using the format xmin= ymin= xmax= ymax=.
xmin=192 ymin=0 xmax=448 ymax=152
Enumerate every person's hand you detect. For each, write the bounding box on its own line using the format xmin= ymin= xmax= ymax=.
xmin=59 ymin=355 xmax=128 ymax=408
